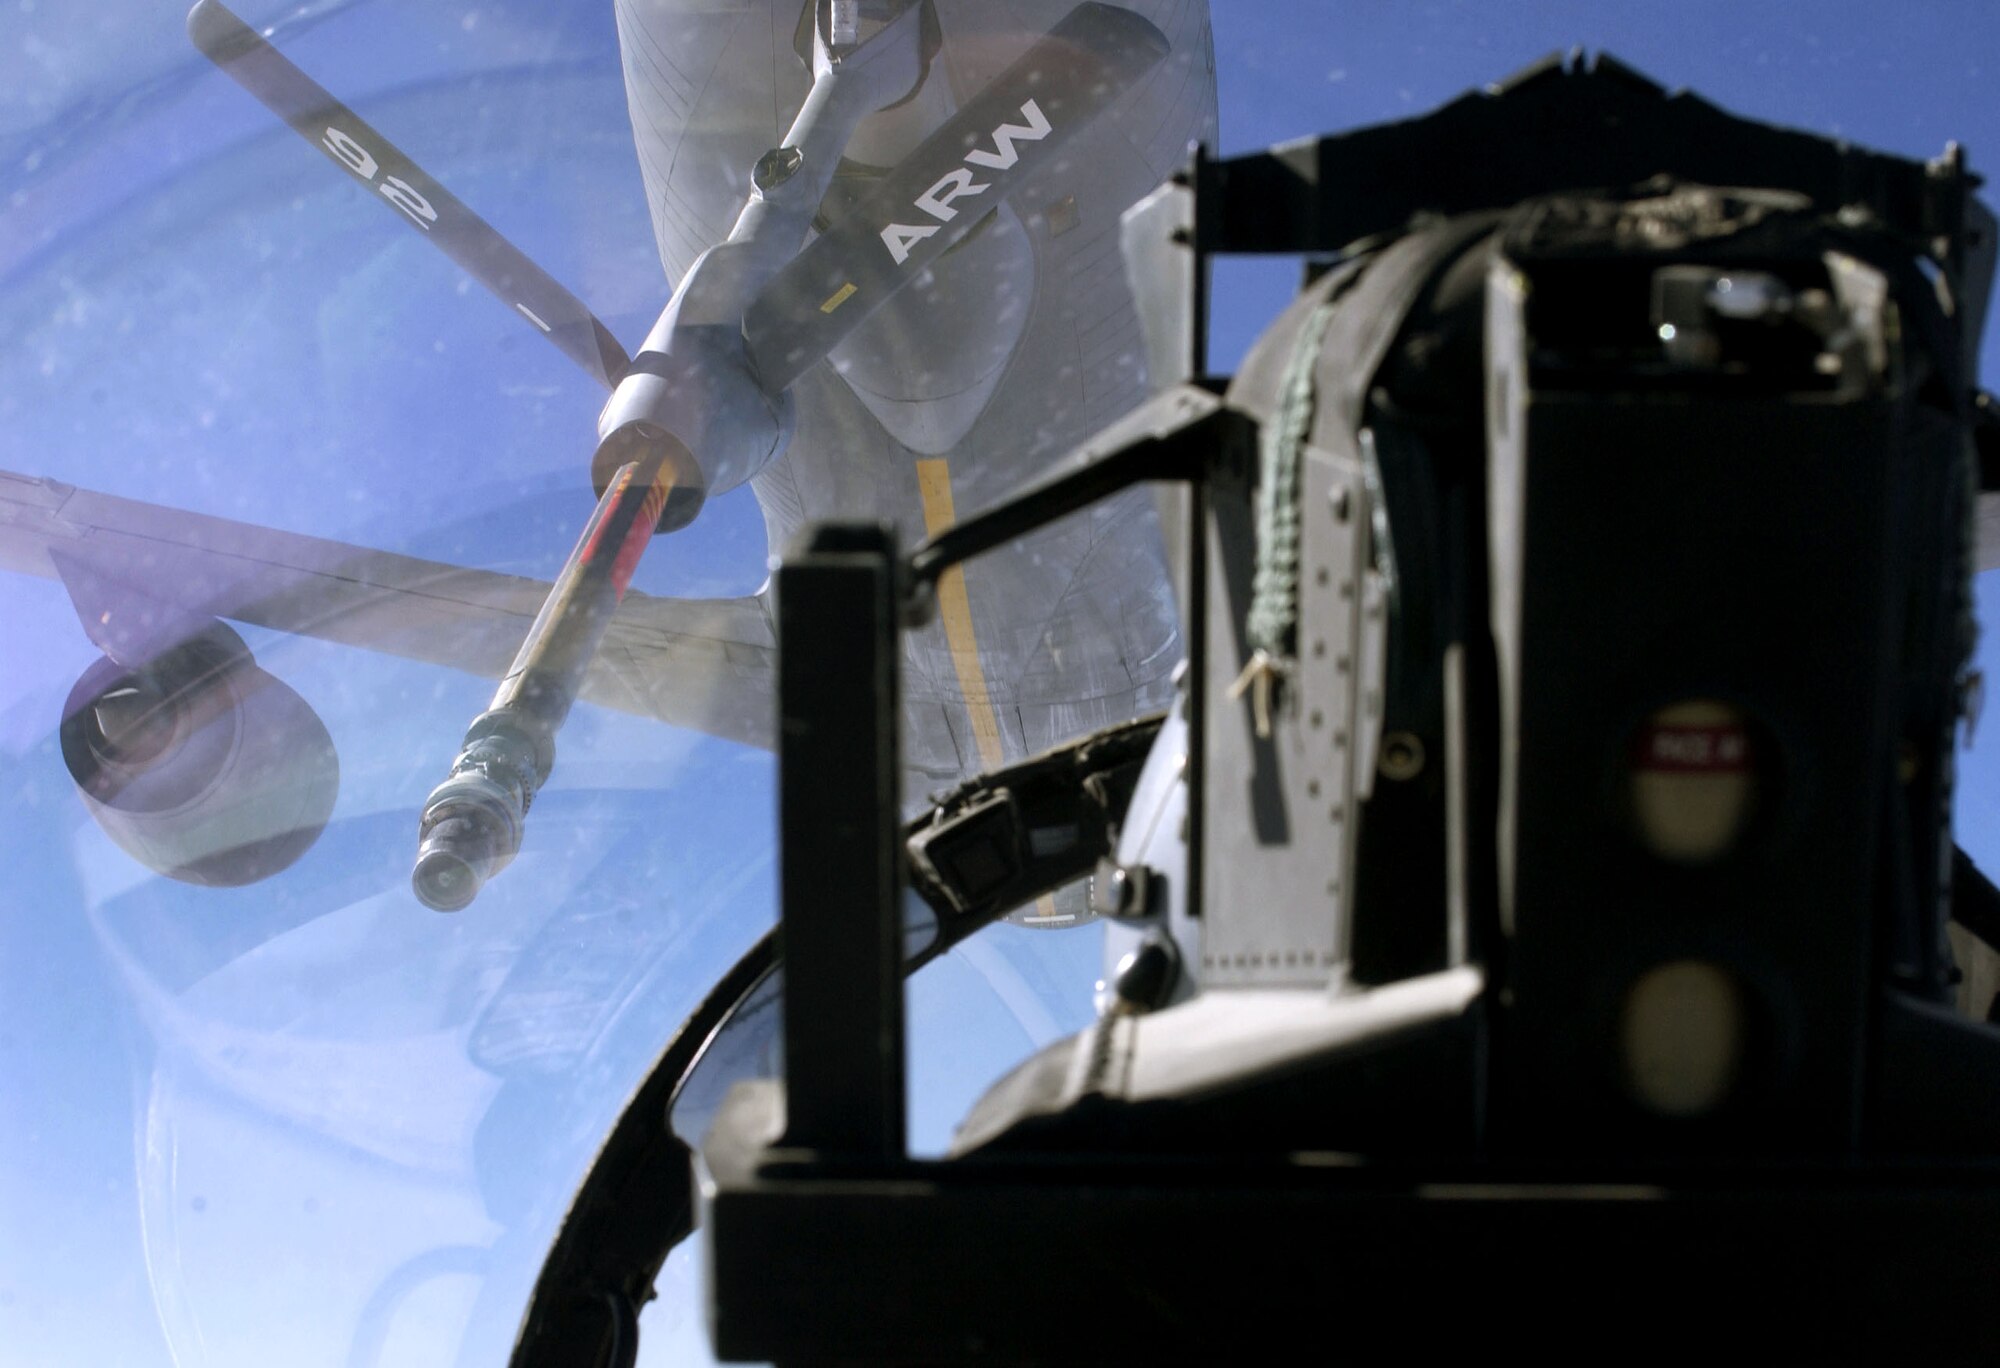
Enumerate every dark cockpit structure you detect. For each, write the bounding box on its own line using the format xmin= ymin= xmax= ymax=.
xmin=511 ymin=52 xmax=2000 ymax=1365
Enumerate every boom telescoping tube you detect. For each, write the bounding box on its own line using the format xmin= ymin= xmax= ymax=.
xmin=412 ymin=457 xmax=673 ymax=910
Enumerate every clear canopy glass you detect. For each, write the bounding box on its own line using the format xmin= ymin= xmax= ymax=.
xmin=2 ymin=2 xmax=1997 ymax=1364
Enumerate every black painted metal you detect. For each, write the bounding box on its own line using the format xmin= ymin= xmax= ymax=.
xmin=776 ymin=524 xmax=905 ymax=1156
xmin=1191 ymin=48 xmax=1968 ymax=274
xmin=700 ymin=1129 xmax=2000 ymax=1362
xmin=905 ymin=712 xmax=1160 ymax=927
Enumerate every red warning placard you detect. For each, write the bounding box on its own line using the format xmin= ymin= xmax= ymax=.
xmin=1634 ymin=723 xmax=1751 ymax=775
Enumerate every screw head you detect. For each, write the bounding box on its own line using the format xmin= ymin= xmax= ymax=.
xmin=1379 ymin=731 xmax=1426 ymax=781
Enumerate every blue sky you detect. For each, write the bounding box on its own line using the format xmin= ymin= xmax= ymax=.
xmin=2 ymin=2 xmax=1998 ymax=1364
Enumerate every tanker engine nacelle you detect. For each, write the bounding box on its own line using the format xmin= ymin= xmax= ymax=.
xmin=59 ymin=623 xmax=339 ymax=887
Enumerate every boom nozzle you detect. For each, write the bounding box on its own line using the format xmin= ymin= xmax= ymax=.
xmin=411 ymin=457 xmax=673 ymax=909
xmin=412 ymin=715 xmax=541 ymax=910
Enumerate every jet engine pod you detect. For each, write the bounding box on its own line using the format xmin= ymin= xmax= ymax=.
xmin=59 ymin=625 xmax=339 ymax=886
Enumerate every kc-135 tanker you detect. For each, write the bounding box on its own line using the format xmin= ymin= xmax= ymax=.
xmin=1 ymin=0 xmax=1216 ymax=920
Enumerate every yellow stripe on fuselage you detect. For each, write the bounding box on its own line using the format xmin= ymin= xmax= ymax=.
xmin=914 ymin=459 xmax=1006 ymax=771
xmin=914 ymin=460 xmax=1060 ymax=926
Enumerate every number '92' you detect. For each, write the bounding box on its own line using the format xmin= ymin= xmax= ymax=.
xmin=321 ymin=126 xmax=439 ymax=231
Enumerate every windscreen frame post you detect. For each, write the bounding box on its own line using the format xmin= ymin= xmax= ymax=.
xmin=774 ymin=522 xmax=907 ymax=1158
